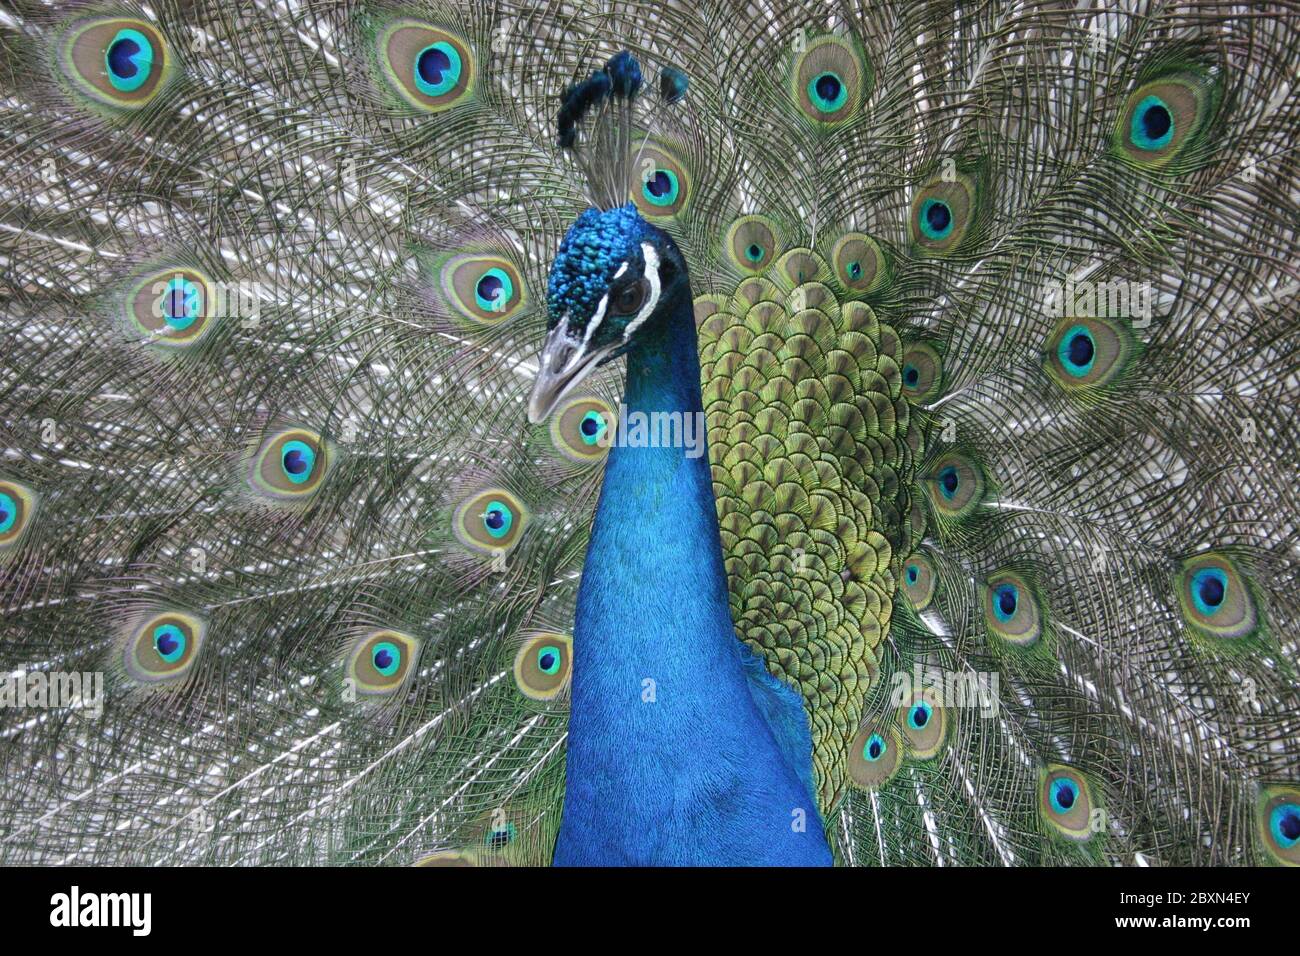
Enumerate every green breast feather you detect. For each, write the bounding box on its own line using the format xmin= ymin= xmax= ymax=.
xmin=699 ymin=244 xmax=921 ymax=811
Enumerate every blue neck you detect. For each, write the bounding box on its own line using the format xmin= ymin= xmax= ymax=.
xmin=553 ymin=284 xmax=832 ymax=866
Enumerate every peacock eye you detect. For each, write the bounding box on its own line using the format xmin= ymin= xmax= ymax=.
xmin=1039 ymin=766 xmax=1095 ymax=841
xmin=124 ymin=611 xmax=206 ymax=685
xmin=1175 ymin=552 xmax=1260 ymax=641
xmin=0 ymin=481 xmax=36 ymax=555
xmin=611 ymin=278 xmax=648 ymax=316
xmin=61 ymin=18 xmax=172 ymax=111
xmin=726 ymin=215 xmax=784 ymax=275
xmin=983 ymin=570 xmax=1044 ymax=647
xmin=248 ymin=428 xmax=331 ymax=502
xmin=513 ymin=632 xmax=573 ymax=701
xmin=344 ymin=630 xmax=420 ymax=697
xmin=374 ymin=21 xmax=475 ymax=112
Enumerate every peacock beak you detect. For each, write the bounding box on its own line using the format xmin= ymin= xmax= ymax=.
xmin=527 ymin=318 xmax=616 ymax=424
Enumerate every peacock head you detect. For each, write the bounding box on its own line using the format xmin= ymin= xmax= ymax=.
xmin=527 ymin=203 xmax=686 ymax=422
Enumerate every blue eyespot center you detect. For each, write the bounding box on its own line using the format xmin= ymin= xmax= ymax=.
xmin=414 ymin=42 xmax=462 ymax=97
xmin=536 ymin=645 xmax=562 ymax=675
xmin=847 ymin=260 xmax=863 ymax=279
xmin=162 ymin=276 xmax=202 ymax=330
xmin=106 ymin=29 xmax=154 ymax=93
xmin=281 ymin=440 xmax=315 ymax=483
xmin=919 ymin=198 xmax=954 ymax=241
xmin=482 ymin=502 xmax=513 ymax=538
xmin=863 ymin=733 xmax=886 ymax=762
xmin=0 ymin=492 xmax=15 ymax=533
xmin=903 ymin=364 xmax=919 ymax=387
xmin=578 ymin=411 xmax=607 ymax=446
xmin=642 ymin=169 xmax=679 ymax=206
xmin=476 ymin=274 xmax=501 ymax=306
xmin=908 ymin=702 xmax=932 ymax=730
xmin=1130 ymin=95 xmax=1175 ymax=151
xmin=371 ymin=641 xmax=401 ymax=677
xmin=1190 ymin=566 xmax=1228 ymax=616
xmin=1272 ymin=804 xmax=1300 ymax=847
xmin=938 ymin=466 xmax=959 ymax=499
xmin=486 ymin=822 xmax=517 ymax=849
xmin=808 ymin=71 xmax=847 ymax=112
xmin=746 ymin=243 xmax=765 ymax=263
xmin=906 ymin=564 xmax=919 ymax=584
xmin=994 ymin=583 xmax=1019 ymax=622
xmin=153 ymin=624 xmax=186 ymax=663
xmin=1050 ymin=777 xmax=1079 ymax=813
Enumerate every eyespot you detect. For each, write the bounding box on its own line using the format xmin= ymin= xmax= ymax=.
xmin=847 ymin=724 xmax=902 ymax=790
xmin=0 ymin=481 xmax=37 ymax=556
xmin=725 ymin=216 xmax=784 ymax=275
xmin=909 ymin=169 xmax=980 ymax=256
xmin=900 ymin=342 xmax=943 ymax=403
xmin=344 ymin=629 xmax=420 ymax=697
xmin=453 ymin=488 xmax=528 ymax=555
xmin=1175 ymin=552 xmax=1261 ymax=641
xmin=248 ymin=428 xmax=331 ymax=501
xmin=550 ymin=396 xmax=615 ymax=464
xmin=897 ymin=688 xmax=946 ymax=759
xmin=611 ymin=278 xmax=649 ymax=316
xmin=376 ymin=21 xmax=474 ymax=112
xmin=829 ymin=232 xmax=887 ymax=295
xmin=1258 ymin=786 xmax=1300 ymax=866
xmin=631 ymin=143 xmax=691 ymax=218
xmin=1115 ymin=67 xmax=1220 ymax=170
xmin=1044 ymin=316 xmax=1133 ymax=392
xmin=901 ymin=551 xmax=937 ymax=611
xmin=60 ymin=18 xmax=171 ymax=110
xmin=983 ymin=570 xmax=1043 ymax=647
xmin=1039 ymin=765 xmax=1096 ymax=841
xmin=926 ymin=452 xmax=984 ymax=520
xmin=513 ymin=632 xmax=573 ymax=701
xmin=123 ymin=267 xmax=218 ymax=347
xmin=123 ymin=611 xmax=205 ymax=684
xmin=439 ymin=254 xmax=527 ymax=324
xmin=791 ymin=34 xmax=871 ymax=123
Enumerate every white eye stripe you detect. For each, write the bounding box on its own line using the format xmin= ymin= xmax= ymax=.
xmin=613 ymin=261 xmax=629 ymax=279
xmin=622 ymin=243 xmax=661 ymax=341
xmin=582 ymin=293 xmax=609 ymax=349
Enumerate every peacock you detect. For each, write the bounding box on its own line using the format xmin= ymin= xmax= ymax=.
xmin=0 ymin=0 xmax=1297 ymax=868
